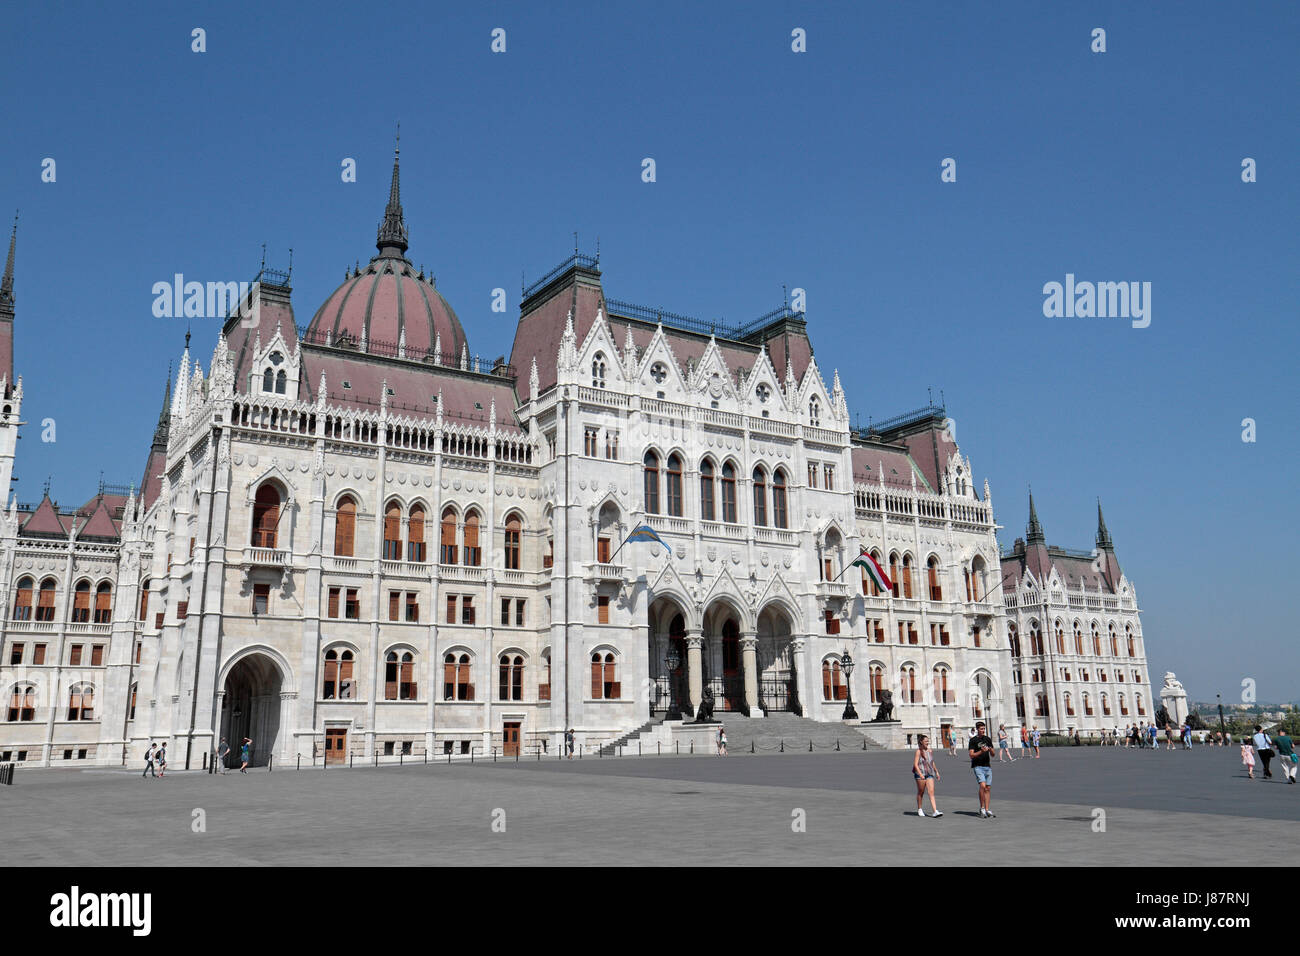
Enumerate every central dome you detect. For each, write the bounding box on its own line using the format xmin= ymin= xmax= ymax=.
xmin=305 ymin=143 xmax=468 ymax=361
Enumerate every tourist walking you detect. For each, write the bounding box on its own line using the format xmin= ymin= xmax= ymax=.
xmin=1241 ymin=740 xmax=1256 ymax=778
xmin=157 ymin=743 xmax=167 ymax=777
xmin=717 ymin=724 xmax=728 ymax=756
xmin=1273 ymin=729 xmax=1297 ymax=784
xmin=239 ymin=737 xmax=252 ymax=773
xmin=1148 ymin=724 xmax=1159 ymax=751
xmin=1165 ymin=725 xmax=1176 ymax=750
xmin=997 ymin=724 xmax=1014 ymax=762
xmin=912 ymin=734 xmax=942 ymax=817
xmin=946 ymin=728 xmax=957 ymax=757
xmin=142 ymin=743 xmax=156 ymax=779
xmin=969 ymin=721 xmax=995 ymax=818
xmin=1019 ymin=725 xmax=1029 ymax=758
xmin=1252 ymin=725 xmax=1275 ymax=779
xmin=1031 ymin=726 xmax=1041 ymax=758
xmin=217 ymin=736 xmax=231 ymax=774
xmin=565 ymin=727 xmax=575 ymax=759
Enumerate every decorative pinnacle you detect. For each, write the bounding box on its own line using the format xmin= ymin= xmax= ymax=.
xmin=0 ymin=211 xmax=16 ymax=306
xmin=1026 ymin=488 xmax=1045 ymax=544
xmin=1096 ymin=498 xmax=1114 ymax=551
xmin=376 ymin=124 xmax=409 ymax=256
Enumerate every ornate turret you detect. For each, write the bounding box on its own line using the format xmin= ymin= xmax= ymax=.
xmin=1026 ymin=489 xmax=1045 ymax=545
xmin=1096 ymin=498 xmax=1114 ymax=551
xmin=0 ymin=213 xmax=14 ymax=311
xmin=376 ymin=128 xmax=409 ymax=257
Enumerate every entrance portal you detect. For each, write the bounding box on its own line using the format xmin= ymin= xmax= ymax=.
xmin=220 ymin=653 xmax=283 ymax=768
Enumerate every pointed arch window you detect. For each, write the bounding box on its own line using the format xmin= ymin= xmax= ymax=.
xmin=889 ymin=554 xmax=901 ymax=598
xmin=927 ymin=556 xmax=942 ymax=601
xmin=444 ymin=653 xmax=474 ymax=700
xmin=36 ymin=579 xmax=56 ymax=622
xmin=592 ymin=352 xmax=607 ymax=389
xmin=385 ymin=650 xmax=417 ymax=700
xmin=322 ymin=649 xmax=355 ymax=699
xmin=262 ymin=367 xmax=274 ymax=392
xmin=809 ymin=397 xmax=820 ymax=427
xmin=275 ymin=369 xmax=287 ymax=394
xmin=772 ymin=469 xmax=788 ymax=529
xmin=94 ymin=582 xmax=112 ymax=624
xmin=138 ymin=579 xmax=151 ymax=622
xmin=407 ymin=505 xmax=426 ymax=562
xmin=752 ymin=467 xmax=767 ymax=527
xmin=720 ymin=463 xmax=737 ymax=523
xmin=666 ymin=454 xmax=683 ymax=517
xmin=900 ymin=665 xmax=918 ymax=703
xmin=1055 ymin=622 xmax=1066 ymax=655
xmin=699 ymin=460 xmax=716 ymax=522
xmin=869 ymin=664 xmax=884 ymax=703
xmin=13 ymin=577 xmax=33 ymax=622
xmin=1126 ymin=626 xmax=1135 ymax=657
xmin=440 ymin=508 xmax=458 ymax=565
xmin=72 ymin=581 xmax=91 ymax=623
xmin=933 ymin=665 xmax=954 ymax=704
xmin=1074 ymin=624 xmax=1084 ymax=655
xmin=383 ymin=501 xmax=402 ymax=560
xmin=901 ymin=555 xmax=914 ymax=599
xmin=498 ymin=654 xmax=524 ymax=701
xmin=504 ymin=514 xmax=522 ymax=570
xmin=643 ymin=451 xmax=660 ymax=514
xmin=463 ymin=511 xmax=482 ymax=567
xmin=1092 ymin=624 xmax=1102 ymax=657
xmin=334 ymin=496 xmax=357 ymax=557
xmin=251 ymin=483 xmax=280 ymax=548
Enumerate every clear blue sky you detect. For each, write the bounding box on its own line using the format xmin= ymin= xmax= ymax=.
xmin=1 ymin=2 xmax=1296 ymax=704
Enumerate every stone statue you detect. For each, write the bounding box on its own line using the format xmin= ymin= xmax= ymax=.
xmin=1154 ymin=703 xmax=1171 ymax=729
xmin=1159 ymin=671 xmax=1189 ymax=726
xmin=872 ymin=689 xmax=894 ymax=722
xmin=694 ymin=686 xmax=716 ymax=723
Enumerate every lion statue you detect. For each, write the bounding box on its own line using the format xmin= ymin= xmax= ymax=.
xmin=872 ymin=689 xmax=895 ymax=722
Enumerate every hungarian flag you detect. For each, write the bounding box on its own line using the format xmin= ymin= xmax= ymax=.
xmin=851 ymin=549 xmax=892 ymax=592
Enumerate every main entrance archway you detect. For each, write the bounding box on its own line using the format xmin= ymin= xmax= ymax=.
xmin=757 ymin=603 xmax=799 ymax=714
xmin=648 ymin=595 xmax=689 ymax=717
xmin=219 ymin=652 xmax=283 ymax=768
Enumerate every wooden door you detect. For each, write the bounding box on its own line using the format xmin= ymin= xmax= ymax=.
xmin=325 ymin=728 xmax=347 ymax=765
xmin=503 ymin=722 xmax=521 ymax=757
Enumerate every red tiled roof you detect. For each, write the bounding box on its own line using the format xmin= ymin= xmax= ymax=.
xmin=850 ymin=444 xmax=931 ymax=491
xmin=20 ymin=495 xmax=66 ymax=537
xmin=77 ymin=496 xmax=121 ymax=540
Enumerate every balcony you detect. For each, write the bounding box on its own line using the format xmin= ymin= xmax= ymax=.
xmin=243 ymin=547 xmax=289 ymax=569
xmin=585 ymin=562 xmax=626 ymax=583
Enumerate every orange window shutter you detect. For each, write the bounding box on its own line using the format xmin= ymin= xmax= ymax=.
xmin=328 ymin=589 xmax=339 ymax=618
xmin=388 ymin=591 xmax=399 ymax=621
xmin=591 ymin=660 xmax=602 ymax=698
xmin=822 ymin=663 xmax=832 ymax=700
xmin=340 ymin=658 xmax=353 ymax=683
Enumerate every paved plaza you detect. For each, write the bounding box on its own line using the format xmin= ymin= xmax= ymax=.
xmin=4 ymin=746 xmax=1296 ymax=866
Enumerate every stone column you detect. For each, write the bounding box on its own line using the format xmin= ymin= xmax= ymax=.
xmin=741 ymin=633 xmax=759 ymax=716
xmin=686 ymin=632 xmax=704 ymax=713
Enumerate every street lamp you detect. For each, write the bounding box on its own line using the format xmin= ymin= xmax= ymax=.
xmin=840 ymin=649 xmax=859 ymax=721
xmin=665 ymin=646 xmax=682 ymax=721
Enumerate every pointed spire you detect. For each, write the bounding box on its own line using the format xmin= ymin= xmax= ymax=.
xmin=0 ymin=211 xmax=15 ymax=308
xmin=1096 ymin=498 xmax=1114 ymax=551
xmin=528 ymin=355 xmax=539 ymax=401
xmin=376 ymin=125 xmax=409 ymax=257
xmin=152 ymin=375 xmax=172 ymax=447
xmin=1026 ymin=489 xmax=1045 ymax=544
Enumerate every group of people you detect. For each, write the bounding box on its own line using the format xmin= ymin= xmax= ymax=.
xmin=1241 ymin=725 xmax=1297 ymax=782
xmin=913 ymin=720 xmax=998 ymax=818
xmin=142 ymin=736 xmax=252 ymax=777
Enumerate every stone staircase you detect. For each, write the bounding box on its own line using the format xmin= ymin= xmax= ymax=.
xmin=600 ymin=711 xmax=886 ymax=756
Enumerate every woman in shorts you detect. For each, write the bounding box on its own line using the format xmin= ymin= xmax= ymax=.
xmin=997 ymin=724 xmax=1014 ymax=762
xmin=912 ymin=734 xmax=942 ymax=817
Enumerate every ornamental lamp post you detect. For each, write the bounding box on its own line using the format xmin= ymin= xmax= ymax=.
xmin=666 ymin=646 xmax=683 ymax=722
xmin=840 ymin=649 xmax=859 ymax=721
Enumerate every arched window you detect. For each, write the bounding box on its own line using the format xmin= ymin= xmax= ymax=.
xmin=1126 ymin=625 xmax=1135 ymax=657
xmin=275 ymin=369 xmax=287 ymax=394
xmin=262 ymin=367 xmax=274 ymax=392
xmin=1091 ymin=624 xmax=1101 ymax=657
xmin=13 ymin=577 xmax=33 ymax=621
xmin=322 ymin=649 xmax=355 ymax=700
xmin=440 ymin=507 xmax=458 ymax=565
xmin=383 ymin=501 xmax=402 ymax=560
xmin=1008 ymin=624 xmax=1021 ymax=657
xmin=963 ymin=567 xmax=972 ymax=601
xmin=334 ymin=496 xmax=357 ymax=557
xmin=933 ymin=665 xmax=953 ymax=703
xmin=591 ymin=352 xmax=607 ymax=389
xmin=1055 ymin=622 xmax=1066 ymax=655
xmin=129 ymin=681 xmax=138 ymax=720
xmin=927 ymin=556 xmax=942 ymax=601
xmin=1035 ymin=692 xmax=1050 ymax=717
xmin=1119 ymin=693 xmax=1129 ymax=716
xmin=408 ymin=505 xmax=426 ymax=562
xmin=7 ymin=684 xmax=35 ymax=722
xmin=504 ymin=514 xmax=522 ymax=570
xmin=643 ymin=451 xmax=660 ymax=514
xmin=666 ymin=454 xmax=683 ymax=517
xmin=900 ymin=665 xmax=918 ymax=703
xmin=498 ymin=654 xmax=524 ymax=701
xmin=1101 ymin=692 xmax=1111 ymax=716
xmin=970 ymin=557 xmax=985 ymax=601
xmin=772 ymin=469 xmax=788 ymax=529
xmin=1135 ymin=693 xmax=1145 ymax=716
xmin=591 ymin=652 xmax=620 ymax=699
xmin=1064 ymin=691 xmax=1074 ymax=716
xmin=94 ymin=582 xmax=112 ymax=624
xmin=463 ymin=510 xmax=482 ymax=566
xmin=822 ymin=529 xmax=841 ymax=581
xmin=72 ymin=581 xmax=91 ymax=623
xmin=385 ymin=651 xmax=417 ymax=700
xmin=444 ymin=653 xmax=474 ymax=700
xmin=699 ymin=459 xmax=716 ymax=521
xmin=822 ymin=659 xmax=847 ymax=701
xmin=1029 ymin=623 xmax=1043 ymax=656
xmin=251 ymin=483 xmax=281 ymax=548
xmin=869 ymin=664 xmax=884 ymax=703
xmin=1074 ymin=623 xmax=1083 ymax=655
xmin=720 ymin=462 xmax=737 ymax=523
xmin=1083 ymin=692 xmax=1093 ymax=716
xmin=752 ymin=467 xmax=767 ymax=526
xmin=862 ymin=550 xmax=884 ymax=596
xmin=889 ymin=554 xmax=901 ymax=598
xmin=901 ymin=555 xmax=914 ymax=599
xmin=809 ymin=397 xmax=820 ymax=427
xmin=67 ymin=683 xmax=94 ymax=721
xmin=36 ymin=578 xmax=56 ymax=622
xmin=138 ymin=579 xmax=151 ymax=621
xmin=1109 ymin=624 xmax=1118 ymax=657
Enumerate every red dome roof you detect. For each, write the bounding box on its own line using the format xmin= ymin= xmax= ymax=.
xmin=307 ymin=257 xmax=467 ymax=361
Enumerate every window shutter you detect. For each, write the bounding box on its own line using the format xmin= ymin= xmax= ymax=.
xmin=328 ymin=588 xmax=339 ymax=618
xmin=591 ymin=659 xmax=602 ymax=698
xmin=388 ymin=591 xmax=399 ymax=621
xmin=335 ymin=499 xmax=356 ymax=556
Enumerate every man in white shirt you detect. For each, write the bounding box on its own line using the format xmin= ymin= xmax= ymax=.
xmin=1252 ymin=725 xmax=1275 ymax=779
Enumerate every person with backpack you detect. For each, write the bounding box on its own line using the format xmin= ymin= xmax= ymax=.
xmin=142 ymin=743 xmax=156 ymax=779
xmin=1273 ymin=729 xmax=1297 ymax=784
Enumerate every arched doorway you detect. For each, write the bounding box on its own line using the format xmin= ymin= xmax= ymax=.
xmin=702 ymin=601 xmax=745 ymax=713
xmin=757 ymin=604 xmax=799 ymax=714
xmin=648 ymin=596 xmax=689 ymax=717
xmin=219 ymin=653 xmax=283 ymax=768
